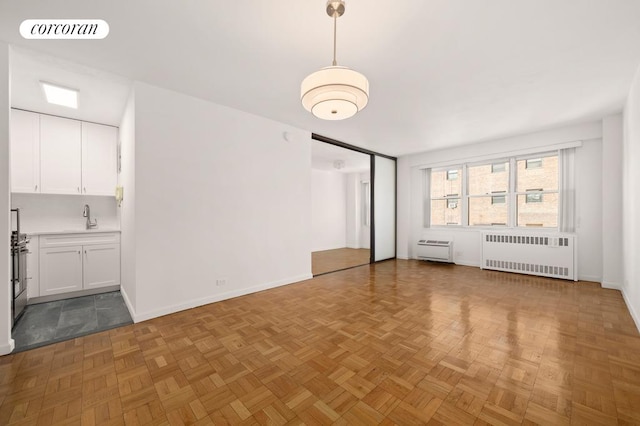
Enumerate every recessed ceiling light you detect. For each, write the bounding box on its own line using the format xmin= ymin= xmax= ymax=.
xmin=40 ymin=81 xmax=78 ymax=109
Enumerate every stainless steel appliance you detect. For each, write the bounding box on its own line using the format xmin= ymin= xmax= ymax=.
xmin=11 ymin=208 xmax=28 ymax=327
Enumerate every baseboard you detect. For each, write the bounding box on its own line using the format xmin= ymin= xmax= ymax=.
xmin=454 ymin=260 xmax=481 ymax=268
xmin=120 ymin=286 xmax=136 ymax=323
xmin=0 ymin=339 xmax=15 ymax=356
xmin=132 ymin=273 xmax=313 ymax=323
xmin=620 ymin=286 xmax=640 ymax=333
xmin=578 ymin=275 xmax=602 ymax=283
xmin=601 ymin=281 xmax=622 ymax=290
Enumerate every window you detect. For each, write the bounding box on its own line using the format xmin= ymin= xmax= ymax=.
xmin=467 ymin=162 xmax=509 ymax=226
xmin=430 ymin=167 xmax=462 ymax=226
xmin=491 ymin=193 xmax=506 ymax=204
xmin=427 ymin=154 xmax=559 ymax=228
xmin=491 ymin=163 xmax=506 ymax=173
xmin=517 ymin=156 xmax=558 ymax=227
xmin=525 ymin=158 xmax=542 ymax=169
xmin=525 ymin=189 xmax=543 ymax=203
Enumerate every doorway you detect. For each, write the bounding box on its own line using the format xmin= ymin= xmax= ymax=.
xmin=311 ymin=140 xmax=371 ymax=275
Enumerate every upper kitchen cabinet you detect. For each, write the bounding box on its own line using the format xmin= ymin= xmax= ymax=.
xmin=9 ymin=109 xmax=119 ymax=196
xmin=82 ymin=123 xmax=117 ymax=196
xmin=10 ymin=109 xmax=40 ymax=193
xmin=40 ymin=114 xmax=82 ymax=194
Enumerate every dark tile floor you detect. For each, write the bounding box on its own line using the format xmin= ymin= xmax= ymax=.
xmin=12 ymin=291 xmax=133 ymax=353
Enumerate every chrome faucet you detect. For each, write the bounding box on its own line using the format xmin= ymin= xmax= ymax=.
xmin=83 ymin=204 xmax=98 ymax=229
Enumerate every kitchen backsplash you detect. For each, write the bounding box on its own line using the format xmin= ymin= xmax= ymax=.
xmin=11 ymin=193 xmax=118 ymax=233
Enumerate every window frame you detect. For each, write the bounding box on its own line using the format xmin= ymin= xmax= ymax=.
xmin=429 ymin=165 xmax=464 ymax=227
xmin=427 ymin=151 xmax=560 ymax=230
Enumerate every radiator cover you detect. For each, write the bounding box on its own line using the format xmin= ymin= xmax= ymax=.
xmin=481 ymin=232 xmax=577 ymax=281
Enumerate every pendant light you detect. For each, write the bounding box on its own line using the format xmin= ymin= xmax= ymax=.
xmin=301 ymin=0 xmax=369 ymax=120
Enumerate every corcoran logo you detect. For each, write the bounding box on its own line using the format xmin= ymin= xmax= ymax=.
xmin=20 ymin=19 xmax=109 ymax=39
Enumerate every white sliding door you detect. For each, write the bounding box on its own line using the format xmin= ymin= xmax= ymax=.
xmin=374 ymin=156 xmax=396 ymax=261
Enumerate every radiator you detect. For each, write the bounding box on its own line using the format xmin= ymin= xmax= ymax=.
xmin=481 ymin=232 xmax=577 ymax=281
xmin=417 ymin=240 xmax=453 ymax=263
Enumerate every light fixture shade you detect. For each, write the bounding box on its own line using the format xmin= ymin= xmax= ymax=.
xmin=301 ymin=66 xmax=369 ymax=120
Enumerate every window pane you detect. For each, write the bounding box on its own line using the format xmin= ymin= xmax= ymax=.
xmin=468 ymin=162 xmax=509 ymax=195
xmin=431 ymin=168 xmax=462 ymax=198
xmin=468 ymin=196 xmax=508 ymax=226
xmin=517 ymin=155 xmax=558 ymax=191
xmin=517 ymin=193 xmax=558 ymax=227
xmin=431 ymin=198 xmax=461 ymax=226
xmin=491 ymin=162 xmax=506 ymax=173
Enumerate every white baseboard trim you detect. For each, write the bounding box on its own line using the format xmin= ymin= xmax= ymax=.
xmin=132 ymin=273 xmax=313 ymax=324
xmin=620 ymin=286 xmax=640 ymax=333
xmin=120 ymin=286 xmax=136 ymax=323
xmin=601 ymin=281 xmax=622 ymax=290
xmin=578 ymin=275 xmax=602 ymax=283
xmin=0 ymin=339 xmax=15 ymax=356
xmin=396 ymin=255 xmax=410 ymax=260
xmin=454 ymin=260 xmax=481 ymax=268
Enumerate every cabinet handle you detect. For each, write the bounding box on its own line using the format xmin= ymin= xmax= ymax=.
xmin=77 ymin=187 xmax=80 ymax=193
xmin=35 ymin=185 xmax=38 ymax=191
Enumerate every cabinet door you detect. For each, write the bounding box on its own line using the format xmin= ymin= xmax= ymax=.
xmin=26 ymin=236 xmax=39 ymax=299
xmin=83 ymin=243 xmax=120 ymax=289
xmin=40 ymin=115 xmax=82 ymax=194
xmin=10 ymin=109 xmax=40 ymax=193
xmin=82 ymin=122 xmax=117 ymax=196
xmin=40 ymin=245 xmax=83 ymax=296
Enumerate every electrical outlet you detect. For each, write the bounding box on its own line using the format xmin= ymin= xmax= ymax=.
xmin=216 ymin=278 xmax=227 ymax=287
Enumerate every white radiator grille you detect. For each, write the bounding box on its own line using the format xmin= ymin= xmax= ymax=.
xmin=482 ymin=232 xmax=577 ymax=281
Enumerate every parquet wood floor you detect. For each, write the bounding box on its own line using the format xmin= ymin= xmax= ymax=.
xmin=312 ymin=248 xmax=370 ymax=276
xmin=2 ymin=260 xmax=640 ymax=425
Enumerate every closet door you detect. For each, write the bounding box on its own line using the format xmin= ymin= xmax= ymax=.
xmin=374 ymin=156 xmax=396 ymax=261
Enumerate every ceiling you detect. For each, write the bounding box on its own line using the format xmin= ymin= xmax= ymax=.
xmin=1 ymin=1 xmax=640 ymax=156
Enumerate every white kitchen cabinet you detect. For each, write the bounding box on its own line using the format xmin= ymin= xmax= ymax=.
xmin=40 ymin=245 xmax=84 ymax=296
xmin=10 ymin=109 xmax=40 ymax=193
xmin=83 ymin=244 xmax=120 ymax=289
xmin=39 ymin=114 xmax=82 ymax=195
xmin=39 ymin=232 xmax=121 ymax=297
xmin=26 ymin=236 xmax=39 ymax=299
xmin=82 ymin=122 xmax=117 ymax=196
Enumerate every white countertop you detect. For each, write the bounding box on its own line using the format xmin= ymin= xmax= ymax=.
xmin=26 ymin=229 xmax=121 ymax=236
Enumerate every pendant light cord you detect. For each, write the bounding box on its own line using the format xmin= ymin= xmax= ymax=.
xmin=332 ymin=14 xmax=337 ymax=66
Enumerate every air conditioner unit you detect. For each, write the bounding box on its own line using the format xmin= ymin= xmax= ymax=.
xmin=417 ymin=240 xmax=453 ymax=263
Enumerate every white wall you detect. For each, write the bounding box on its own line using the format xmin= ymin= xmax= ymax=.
xmin=0 ymin=42 xmax=12 ymax=355
xmin=397 ymin=121 xmax=606 ymax=281
xmin=359 ymin=172 xmax=371 ymax=250
xmin=130 ymin=82 xmax=311 ymax=321
xmin=623 ymin=64 xmax=640 ymax=329
xmin=311 ymin=170 xmax=346 ymax=252
xmin=345 ymin=173 xmax=360 ymax=249
xmin=602 ymin=114 xmax=624 ymax=289
xmin=119 ymin=88 xmax=136 ymax=311
xmin=11 ymin=194 xmax=118 ymax=233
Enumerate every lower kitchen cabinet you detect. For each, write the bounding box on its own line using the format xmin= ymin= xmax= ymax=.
xmin=83 ymin=244 xmax=120 ymax=289
xmin=40 ymin=246 xmax=83 ymax=296
xmin=39 ymin=232 xmax=121 ymax=298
